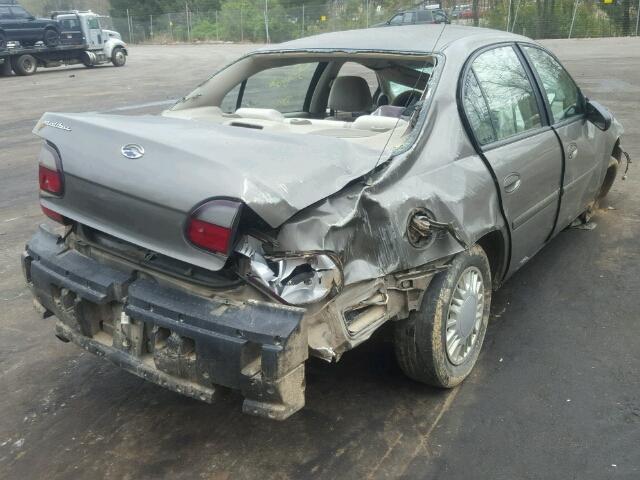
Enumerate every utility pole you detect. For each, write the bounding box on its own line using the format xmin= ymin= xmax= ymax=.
xmin=264 ymin=0 xmax=270 ymax=43
xmin=186 ymin=3 xmax=191 ymax=43
xmin=126 ymin=8 xmax=132 ymax=43
xmin=365 ymin=0 xmax=369 ymax=28
xmin=569 ymin=0 xmax=579 ymax=39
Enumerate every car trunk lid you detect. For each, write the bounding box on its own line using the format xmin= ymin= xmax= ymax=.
xmin=34 ymin=112 xmax=381 ymax=272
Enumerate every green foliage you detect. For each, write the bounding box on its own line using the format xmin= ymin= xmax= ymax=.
xmin=216 ymin=0 xmax=297 ymax=42
xmin=110 ymin=0 xmax=221 ymax=17
xmin=104 ymin=0 xmax=636 ymax=44
xmin=484 ymin=0 xmax=624 ymax=39
xmin=190 ymin=18 xmax=218 ymax=40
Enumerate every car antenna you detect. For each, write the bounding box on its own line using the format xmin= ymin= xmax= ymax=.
xmin=372 ymin=22 xmax=448 ymax=172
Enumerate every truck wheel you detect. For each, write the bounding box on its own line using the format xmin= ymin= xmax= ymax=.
xmin=43 ymin=28 xmax=60 ymax=48
xmin=0 ymin=31 xmax=6 ymax=51
xmin=394 ymin=245 xmax=492 ymax=388
xmin=12 ymin=54 xmax=38 ymax=76
xmin=111 ymin=47 xmax=126 ymax=67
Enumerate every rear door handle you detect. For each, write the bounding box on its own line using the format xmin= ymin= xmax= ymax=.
xmin=504 ymin=173 xmax=521 ymax=193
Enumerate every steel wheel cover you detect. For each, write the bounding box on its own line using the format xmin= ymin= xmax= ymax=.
xmin=445 ymin=266 xmax=485 ymax=365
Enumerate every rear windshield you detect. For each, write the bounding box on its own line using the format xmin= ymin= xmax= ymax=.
xmin=60 ymin=18 xmax=81 ymax=30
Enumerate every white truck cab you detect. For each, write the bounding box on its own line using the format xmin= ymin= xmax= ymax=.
xmin=53 ymin=11 xmax=128 ymax=67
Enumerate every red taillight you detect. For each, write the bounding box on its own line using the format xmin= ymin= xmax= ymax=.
xmin=187 ymin=218 xmax=232 ymax=255
xmin=41 ymin=204 xmax=69 ymax=225
xmin=186 ymin=199 xmax=242 ymax=256
xmin=39 ymin=165 xmax=63 ymax=195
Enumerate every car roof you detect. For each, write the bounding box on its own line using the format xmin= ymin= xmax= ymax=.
xmin=258 ymin=25 xmax=533 ymax=55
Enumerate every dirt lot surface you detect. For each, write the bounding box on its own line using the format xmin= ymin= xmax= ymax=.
xmin=1 ymin=39 xmax=639 ymax=479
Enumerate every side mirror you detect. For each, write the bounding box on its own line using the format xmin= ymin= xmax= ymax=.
xmin=586 ymin=100 xmax=612 ymax=131
xmin=28 ymin=15 xmax=36 ymax=20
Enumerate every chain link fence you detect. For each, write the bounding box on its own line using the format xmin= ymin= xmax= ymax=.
xmin=111 ymin=0 xmax=640 ymax=45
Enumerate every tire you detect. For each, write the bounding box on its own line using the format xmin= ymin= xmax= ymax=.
xmin=0 ymin=31 xmax=6 ymax=51
xmin=43 ymin=28 xmax=60 ymax=48
xmin=111 ymin=47 xmax=126 ymax=67
xmin=596 ymin=156 xmax=619 ymax=201
xmin=394 ymin=244 xmax=492 ymax=388
xmin=12 ymin=54 xmax=38 ymax=76
xmin=80 ymin=51 xmax=95 ymax=67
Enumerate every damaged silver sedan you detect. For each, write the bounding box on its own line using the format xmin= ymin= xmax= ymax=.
xmin=23 ymin=25 xmax=627 ymax=419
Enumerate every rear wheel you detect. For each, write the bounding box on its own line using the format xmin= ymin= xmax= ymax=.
xmin=394 ymin=245 xmax=492 ymax=387
xmin=12 ymin=54 xmax=38 ymax=76
xmin=43 ymin=28 xmax=60 ymax=48
xmin=111 ymin=47 xmax=126 ymax=67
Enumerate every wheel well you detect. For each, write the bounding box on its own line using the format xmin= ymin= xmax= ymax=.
xmin=612 ymin=138 xmax=622 ymax=162
xmin=476 ymin=230 xmax=507 ymax=289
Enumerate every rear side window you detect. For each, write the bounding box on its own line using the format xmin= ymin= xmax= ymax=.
xmin=522 ymin=46 xmax=583 ymax=123
xmin=403 ymin=12 xmax=415 ymax=23
xmin=462 ymin=72 xmax=496 ymax=145
xmin=60 ymin=18 xmax=81 ymax=30
xmin=221 ymin=62 xmax=319 ymax=114
xmin=0 ymin=6 xmax=10 ymax=18
xmin=466 ymin=46 xmax=542 ymax=143
xmin=389 ymin=14 xmax=404 ymax=25
xmin=10 ymin=6 xmax=30 ymax=18
xmin=417 ymin=11 xmax=433 ymax=22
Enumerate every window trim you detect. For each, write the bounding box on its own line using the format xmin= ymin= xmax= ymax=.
xmin=303 ymin=62 xmax=328 ymax=113
xmin=458 ymin=42 xmax=551 ymax=152
xmin=517 ymin=42 xmax=586 ymax=128
xmin=235 ymin=79 xmax=247 ymax=110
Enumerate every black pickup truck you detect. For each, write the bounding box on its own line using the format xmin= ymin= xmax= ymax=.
xmin=0 ymin=2 xmax=61 ymax=49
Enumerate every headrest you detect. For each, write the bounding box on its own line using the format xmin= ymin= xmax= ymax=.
xmin=328 ymin=76 xmax=373 ymax=112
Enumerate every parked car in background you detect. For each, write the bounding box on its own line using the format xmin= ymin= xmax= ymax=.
xmin=375 ymin=7 xmax=450 ymax=27
xmin=23 ymin=25 xmax=626 ymax=420
xmin=459 ymin=7 xmax=474 ymax=19
xmin=0 ymin=2 xmax=60 ymax=49
xmin=450 ymin=4 xmax=471 ymax=19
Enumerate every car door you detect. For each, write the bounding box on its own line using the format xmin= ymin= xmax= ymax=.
xmin=520 ymin=44 xmax=610 ymax=231
xmin=461 ymin=45 xmax=564 ymax=272
xmin=416 ymin=10 xmax=434 ymax=24
xmin=9 ymin=6 xmax=33 ymax=40
xmin=403 ymin=12 xmax=416 ymax=25
xmin=0 ymin=5 xmax=20 ymax=39
xmin=0 ymin=6 xmax=11 ymax=28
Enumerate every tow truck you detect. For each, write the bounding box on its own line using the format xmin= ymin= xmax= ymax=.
xmin=0 ymin=10 xmax=127 ymax=76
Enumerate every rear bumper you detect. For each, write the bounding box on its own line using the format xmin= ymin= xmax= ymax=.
xmin=23 ymin=226 xmax=308 ymax=420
